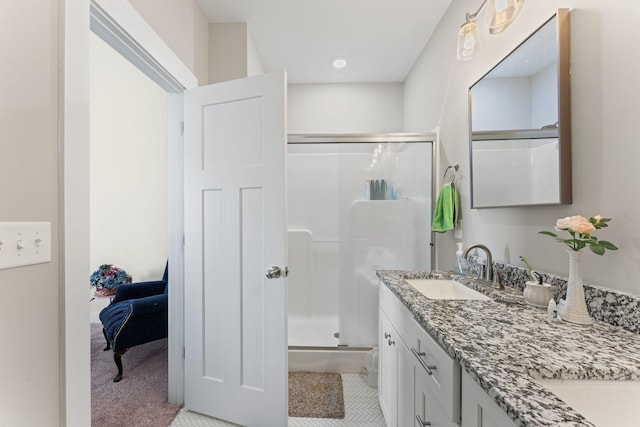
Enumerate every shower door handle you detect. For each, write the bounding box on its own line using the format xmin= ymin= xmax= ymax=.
xmin=266 ymin=266 xmax=287 ymax=279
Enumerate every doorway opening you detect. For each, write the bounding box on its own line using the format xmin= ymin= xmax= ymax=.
xmin=88 ymin=29 xmax=175 ymax=424
xmin=62 ymin=1 xmax=197 ymax=423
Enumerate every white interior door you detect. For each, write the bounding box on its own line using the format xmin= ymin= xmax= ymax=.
xmin=184 ymin=72 xmax=288 ymax=426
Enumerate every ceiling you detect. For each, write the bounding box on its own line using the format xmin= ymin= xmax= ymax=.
xmin=196 ymin=0 xmax=453 ymax=84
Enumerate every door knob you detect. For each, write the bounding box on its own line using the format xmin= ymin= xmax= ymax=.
xmin=266 ymin=266 xmax=282 ymax=279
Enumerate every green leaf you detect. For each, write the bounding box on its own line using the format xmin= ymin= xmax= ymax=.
xmin=590 ymin=243 xmax=605 ymax=255
xmin=599 ymin=240 xmax=618 ymax=250
xmin=574 ymin=241 xmax=587 ymax=251
xmin=539 ymin=231 xmax=558 ymax=238
xmin=585 ymin=236 xmax=598 ymax=244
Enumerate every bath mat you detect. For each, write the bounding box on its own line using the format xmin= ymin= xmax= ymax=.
xmin=288 ymin=371 xmax=345 ymax=419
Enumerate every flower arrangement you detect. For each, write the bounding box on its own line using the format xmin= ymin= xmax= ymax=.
xmin=539 ymin=215 xmax=618 ymax=255
xmin=90 ymin=264 xmax=132 ymax=296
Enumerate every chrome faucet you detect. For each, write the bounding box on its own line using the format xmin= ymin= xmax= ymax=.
xmin=463 ymin=243 xmax=494 ymax=283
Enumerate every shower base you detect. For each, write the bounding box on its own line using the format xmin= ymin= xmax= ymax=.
xmin=288 ymin=317 xmax=370 ymax=373
xmin=288 ymin=347 xmax=369 ymax=374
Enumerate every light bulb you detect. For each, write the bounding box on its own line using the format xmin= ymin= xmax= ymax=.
xmin=457 ymin=21 xmax=480 ymax=61
xmin=486 ymin=0 xmax=521 ymax=34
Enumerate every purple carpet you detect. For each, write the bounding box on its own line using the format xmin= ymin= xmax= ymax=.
xmin=91 ymin=323 xmax=181 ymax=426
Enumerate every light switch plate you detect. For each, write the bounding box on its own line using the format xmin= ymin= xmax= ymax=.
xmin=0 ymin=222 xmax=51 ymax=270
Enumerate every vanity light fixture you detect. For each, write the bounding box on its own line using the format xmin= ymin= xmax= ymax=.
xmin=457 ymin=18 xmax=480 ymax=61
xmin=456 ymin=0 xmax=525 ymax=61
xmin=332 ymin=58 xmax=347 ymax=69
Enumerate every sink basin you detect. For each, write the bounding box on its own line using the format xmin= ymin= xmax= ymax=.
xmin=405 ymin=279 xmax=491 ymax=301
xmin=537 ymin=379 xmax=640 ymax=426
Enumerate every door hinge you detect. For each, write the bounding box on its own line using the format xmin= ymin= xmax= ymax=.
xmin=180 ymin=121 xmax=184 ymax=136
xmin=182 ymin=234 xmax=185 ymax=249
xmin=182 ymin=346 xmax=185 ymax=359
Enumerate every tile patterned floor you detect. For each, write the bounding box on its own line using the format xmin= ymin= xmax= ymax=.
xmin=170 ymin=374 xmax=386 ymax=427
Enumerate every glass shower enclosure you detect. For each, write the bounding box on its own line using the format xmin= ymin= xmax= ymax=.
xmin=287 ymin=133 xmax=434 ymax=349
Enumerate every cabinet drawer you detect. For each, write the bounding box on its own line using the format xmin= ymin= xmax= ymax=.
xmin=415 ymin=363 xmax=458 ymax=427
xmin=379 ymin=283 xmax=412 ymax=344
xmin=408 ymin=317 xmax=461 ymax=423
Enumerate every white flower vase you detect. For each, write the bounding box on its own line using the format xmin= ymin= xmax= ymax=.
xmin=557 ymin=250 xmax=593 ymax=325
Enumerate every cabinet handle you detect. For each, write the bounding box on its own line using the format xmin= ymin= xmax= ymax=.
xmin=411 ymin=347 xmax=437 ymax=375
xmin=384 ymin=332 xmax=391 ymax=339
xmin=387 ymin=338 xmax=395 ymax=346
xmin=416 ymin=414 xmax=431 ymax=426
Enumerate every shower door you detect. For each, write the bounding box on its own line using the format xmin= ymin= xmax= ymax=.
xmin=287 ymin=134 xmax=434 ymax=348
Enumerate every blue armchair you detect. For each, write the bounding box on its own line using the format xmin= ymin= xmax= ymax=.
xmin=99 ymin=263 xmax=168 ymax=382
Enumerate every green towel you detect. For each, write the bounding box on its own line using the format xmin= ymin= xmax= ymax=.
xmin=432 ymin=182 xmax=459 ymax=233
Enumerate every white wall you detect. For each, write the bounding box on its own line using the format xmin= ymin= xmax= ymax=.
xmin=288 ymin=83 xmax=404 ymax=134
xmin=208 ymin=22 xmax=265 ymax=84
xmin=0 ymin=1 xmax=61 ymax=425
xmin=472 ymin=63 xmax=557 ymax=131
xmin=404 ymin=1 xmax=640 ymax=295
xmin=90 ymin=33 xmax=168 ymax=282
xmin=128 ymin=0 xmax=209 ymax=85
xmin=247 ymin=30 xmax=265 ymax=77
xmin=472 ymin=77 xmax=531 ymax=130
xmin=208 ymin=23 xmax=248 ymax=84
xmin=531 ymin=62 xmax=558 ymax=128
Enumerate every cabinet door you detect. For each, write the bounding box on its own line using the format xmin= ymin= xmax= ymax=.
xmin=408 ymin=316 xmax=461 ymax=423
xmin=461 ymin=371 xmax=515 ymax=427
xmin=397 ymin=338 xmax=414 ymax=427
xmin=379 ymin=308 xmax=397 ymax=427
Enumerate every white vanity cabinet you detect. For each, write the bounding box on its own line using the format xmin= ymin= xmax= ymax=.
xmin=379 ymin=284 xmax=460 ymax=427
xmin=461 ymin=370 xmax=516 ymax=427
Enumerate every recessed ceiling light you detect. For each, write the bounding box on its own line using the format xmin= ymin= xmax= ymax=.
xmin=332 ymin=58 xmax=347 ymax=69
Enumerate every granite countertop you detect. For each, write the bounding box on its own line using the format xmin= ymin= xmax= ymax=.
xmin=377 ymin=270 xmax=640 ymax=427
